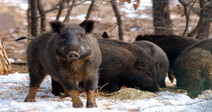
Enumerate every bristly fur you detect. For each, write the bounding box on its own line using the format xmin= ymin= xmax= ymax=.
xmin=135 ymin=34 xmax=199 ymax=83
xmin=25 ymin=20 xmax=101 ymax=108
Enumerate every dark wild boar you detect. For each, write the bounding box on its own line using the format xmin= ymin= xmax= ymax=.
xmin=135 ymin=35 xmax=198 ymax=82
xmin=174 ymin=47 xmax=212 ymax=98
xmin=134 ymin=40 xmax=169 ymax=87
xmin=97 ymin=38 xmax=159 ymax=92
xmin=24 ymin=20 xmax=101 ymax=108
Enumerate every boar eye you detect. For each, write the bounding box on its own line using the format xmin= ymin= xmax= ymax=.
xmin=61 ymin=34 xmax=68 ymax=39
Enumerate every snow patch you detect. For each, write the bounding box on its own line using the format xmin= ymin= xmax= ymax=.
xmin=0 ymin=73 xmax=211 ymax=112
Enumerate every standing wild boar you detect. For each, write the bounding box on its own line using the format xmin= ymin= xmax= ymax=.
xmin=97 ymin=38 xmax=159 ymax=92
xmin=174 ymin=39 xmax=212 ymax=98
xmin=24 ymin=20 xmax=101 ymax=108
xmin=134 ymin=40 xmax=169 ymax=87
xmin=135 ymin=35 xmax=198 ymax=82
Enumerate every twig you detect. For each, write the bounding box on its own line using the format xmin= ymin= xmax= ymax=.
xmin=179 ymin=0 xmax=197 ymax=37
xmin=64 ymin=0 xmax=76 ymax=23
xmin=45 ymin=3 xmax=60 ymax=13
xmin=98 ymin=82 xmax=109 ymax=92
xmin=45 ymin=0 xmax=88 ymax=14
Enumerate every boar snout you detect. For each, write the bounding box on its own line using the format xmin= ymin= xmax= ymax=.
xmin=67 ymin=51 xmax=80 ymax=59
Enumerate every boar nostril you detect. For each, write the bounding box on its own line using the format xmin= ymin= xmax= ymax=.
xmin=67 ymin=51 xmax=80 ymax=59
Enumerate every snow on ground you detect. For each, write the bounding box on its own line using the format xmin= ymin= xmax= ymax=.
xmin=0 ymin=73 xmax=212 ymax=112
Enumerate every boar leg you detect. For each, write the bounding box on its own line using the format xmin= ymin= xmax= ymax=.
xmin=59 ymin=80 xmax=83 ymax=108
xmin=84 ymin=71 xmax=98 ymax=108
xmin=86 ymin=90 xmax=97 ymax=108
xmin=25 ymin=66 xmax=46 ymax=102
xmin=70 ymin=90 xmax=83 ymax=108
xmin=51 ymin=78 xmax=64 ymax=96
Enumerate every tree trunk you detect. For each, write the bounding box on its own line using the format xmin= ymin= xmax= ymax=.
xmin=111 ymin=0 xmax=123 ymax=40
xmin=27 ymin=0 xmax=31 ymax=34
xmin=86 ymin=0 xmax=95 ymax=20
xmin=196 ymin=0 xmax=212 ymax=39
xmin=31 ymin=0 xmax=38 ymax=37
xmin=0 ymin=40 xmax=12 ymax=75
xmin=152 ymin=0 xmax=172 ymax=35
xmin=37 ymin=0 xmax=46 ymax=33
xmin=56 ymin=0 xmax=66 ymax=21
xmin=64 ymin=0 xmax=76 ymax=23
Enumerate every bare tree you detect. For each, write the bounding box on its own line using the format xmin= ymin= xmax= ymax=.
xmin=179 ymin=0 xmax=197 ymax=37
xmin=31 ymin=0 xmax=38 ymax=37
xmin=152 ymin=0 xmax=173 ymax=35
xmin=180 ymin=0 xmax=211 ymax=39
xmin=86 ymin=0 xmax=95 ymax=20
xmin=196 ymin=0 xmax=212 ymax=39
xmin=37 ymin=0 xmax=46 ymax=33
xmin=56 ymin=0 xmax=66 ymax=21
xmin=187 ymin=0 xmax=206 ymax=38
xmin=64 ymin=0 xmax=76 ymax=23
xmin=27 ymin=0 xmax=32 ymax=34
xmin=111 ymin=0 xmax=124 ymax=40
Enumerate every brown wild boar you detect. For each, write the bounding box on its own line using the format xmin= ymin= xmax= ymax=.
xmin=174 ymin=39 xmax=212 ymax=98
xmin=134 ymin=40 xmax=169 ymax=87
xmin=24 ymin=20 xmax=101 ymax=108
xmin=97 ymin=38 xmax=159 ymax=92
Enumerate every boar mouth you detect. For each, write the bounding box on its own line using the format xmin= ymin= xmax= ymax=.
xmin=67 ymin=51 xmax=80 ymax=59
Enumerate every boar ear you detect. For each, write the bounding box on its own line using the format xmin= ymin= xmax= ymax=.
xmin=80 ymin=20 xmax=95 ymax=33
xmin=50 ymin=21 xmax=65 ymax=33
xmin=102 ymin=32 xmax=109 ymax=38
xmin=134 ymin=58 xmax=146 ymax=70
xmin=135 ymin=35 xmax=142 ymax=41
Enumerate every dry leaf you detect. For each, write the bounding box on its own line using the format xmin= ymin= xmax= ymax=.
xmin=120 ymin=0 xmax=131 ymax=4
xmin=133 ymin=4 xmax=138 ymax=10
xmin=133 ymin=0 xmax=140 ymax=10
xmin=177 ymin=4 xmax=181 ymax=10
xmin=181 ymin=13 xmax=185 ymax=17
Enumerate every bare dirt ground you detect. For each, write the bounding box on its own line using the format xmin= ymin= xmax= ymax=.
xmin=0 ymin=0 xmax=211 ymax=74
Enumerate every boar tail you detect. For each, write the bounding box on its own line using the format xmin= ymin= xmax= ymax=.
xmin=14 ymin=36 xmax=34 ymax=42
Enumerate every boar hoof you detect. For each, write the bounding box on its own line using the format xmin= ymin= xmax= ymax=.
xmin=52 ymin=92 xmax=61 ymax=96
xmin=73 ymin=101 xmax=83 ymax=108
xmin=59 ymin=94 xmax=69 ymax=98
xmin=24 ymin=98 xmax=36 ymax=102
xmin=86 ymin=102 xmax=97 ymax=108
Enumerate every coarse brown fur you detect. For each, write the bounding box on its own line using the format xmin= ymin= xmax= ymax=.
xmin=24 ymin=20 xmax=101 ymax=108
xmin=174 ymin=47 xmax=212 ymax=98
xmin=97 ymin=38 xmax=159 ymax=92
xmin=135 ymin=35 xmax=198 ymax=82
xmin=134 ymin=40 xmax=169 ymax=87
